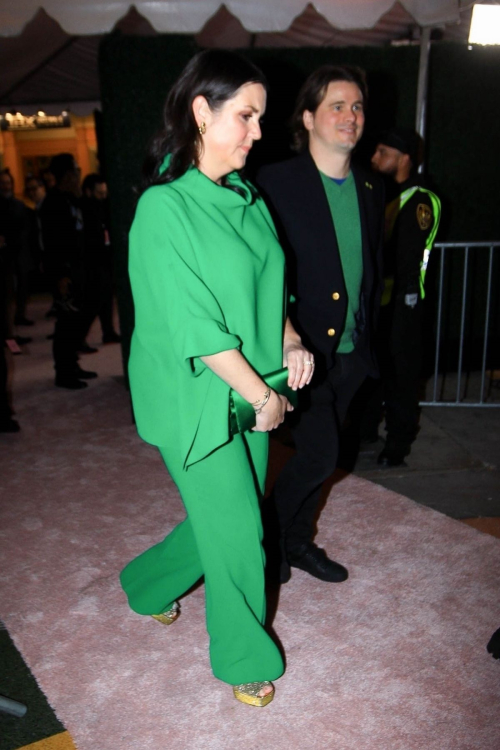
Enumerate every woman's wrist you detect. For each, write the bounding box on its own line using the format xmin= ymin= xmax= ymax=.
xmin=252 ymin=387 xmax=272 ymax=414
xmin=257 ymin=389 xmax=279 ymax=416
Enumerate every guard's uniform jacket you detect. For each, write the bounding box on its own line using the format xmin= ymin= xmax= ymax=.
xmin=367 ymin=174 xmax=441 ymax=459
xmin=381 ymin=175 xmax=441 ymax=310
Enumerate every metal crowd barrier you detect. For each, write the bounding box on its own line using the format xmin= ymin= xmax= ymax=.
xmin=420 ymin=241 xmax=500 ymax=408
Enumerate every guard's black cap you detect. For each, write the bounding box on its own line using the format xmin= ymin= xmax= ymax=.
xmin=377 ymin=127 xmax=421 ymax=166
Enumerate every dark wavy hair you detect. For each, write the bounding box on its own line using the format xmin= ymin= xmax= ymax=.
xmin=142 ymin=50 xmax=268 ymax=191
xmin=290 ymin=65 xmax=368 ymax=153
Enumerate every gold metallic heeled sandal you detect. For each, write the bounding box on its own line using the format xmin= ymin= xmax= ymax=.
xmin=151 ymin=601 xmax=180 ymax=626
xmin=233 ymin=681 xmax=275 ymax=707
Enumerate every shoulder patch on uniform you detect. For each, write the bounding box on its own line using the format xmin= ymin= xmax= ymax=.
xmin=417 ymin=203 xmax=432 ymax=230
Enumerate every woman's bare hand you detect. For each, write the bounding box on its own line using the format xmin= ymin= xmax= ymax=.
xmin=253 ymin=391 xmax=293 ymax=432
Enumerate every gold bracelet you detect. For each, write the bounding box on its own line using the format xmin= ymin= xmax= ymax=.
xmin=253 ymin=387 xmax=271 ymax=414
xmin=252 ymin=386 xmax=270 ymax=406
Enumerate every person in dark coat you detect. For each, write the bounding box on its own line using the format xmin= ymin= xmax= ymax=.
xmin=365 ymin=127 xmax=441 ymax=467
xmin=0 ymin=170 xmax=33 ymax=343
xmin=80 ymin=174 xmax=120 ymax=346
xmin=257 ymin=65 xmax=384 ymax=584
xmin=0 ymin=217 xmax=20 ymax=432
xmin=40 ymin=153 xmax=97 ymax=389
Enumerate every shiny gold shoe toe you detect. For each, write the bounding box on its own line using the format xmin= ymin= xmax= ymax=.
xmin=233 ymin=681 xmax=274 ymax=707
xmin=151 ymin=601 xmax=180 ymax=625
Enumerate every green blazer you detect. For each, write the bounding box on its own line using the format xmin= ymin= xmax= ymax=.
xmin=128 ymin=165 xmax=286 ymax=469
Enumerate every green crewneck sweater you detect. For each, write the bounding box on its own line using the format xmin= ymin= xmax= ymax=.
xmin=320 ymin=171 xmax=363 ymax=353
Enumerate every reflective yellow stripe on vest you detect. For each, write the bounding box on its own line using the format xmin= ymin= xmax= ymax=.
xmin=382 ymin=186 xmax=441 ymax=304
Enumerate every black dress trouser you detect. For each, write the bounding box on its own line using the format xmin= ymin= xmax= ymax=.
xmin=53 ymin=304 xmax=81 ymax=378
xmin=0 ymin=344 xmax=11 ymax=423
xmin=81 ymin=259 xmax=115 ymax=340
xmin=361 ymin=301 xmax=423 ymax=458
xmin=272 ymin=348 xmax=368 ymax=552
xmin=51 ymin=270 xmax=84 ymax=380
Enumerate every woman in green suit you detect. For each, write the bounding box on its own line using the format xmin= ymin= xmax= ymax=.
xmin=120 ymin=50 xmax=314 ymax=706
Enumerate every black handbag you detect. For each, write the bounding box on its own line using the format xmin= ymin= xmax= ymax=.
xmin=229 ymin=367 xmax=299 ymax=434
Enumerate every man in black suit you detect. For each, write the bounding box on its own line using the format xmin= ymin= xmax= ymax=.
xmin=257 ymin=65 xmax=384 ymax=584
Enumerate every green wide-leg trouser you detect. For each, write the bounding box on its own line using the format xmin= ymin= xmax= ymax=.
xmin=120 ymin=430 xmax=284 ymax=685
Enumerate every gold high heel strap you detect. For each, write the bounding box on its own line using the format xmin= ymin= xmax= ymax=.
xmin=233 ymin=681 xmax=274 ymax=707
xmin=151 ymin=601 xmax=180 ymax=625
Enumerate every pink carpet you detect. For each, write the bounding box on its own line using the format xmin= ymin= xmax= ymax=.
xmin=1 ymin=303 xmax=499 ymax=749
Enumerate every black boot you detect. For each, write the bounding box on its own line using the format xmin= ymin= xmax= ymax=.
xmin=55 ymin=376 xmax=88 ymax=390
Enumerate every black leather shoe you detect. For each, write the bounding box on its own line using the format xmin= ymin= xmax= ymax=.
xmin=15 ymin=335 xmax=32 ymax=345
xmin=487 ymin=627 xmax=500 ymax=660
xmin=77 ymin=342 xmax=98 ymax=354
xmin=74 ymin=367 xmax=98 ymax=380
xmin=377 ymin=449 xmax=407 ymax=468
xmin=0 ymin=417 xmax=21 ymax=433
xmin=55 ymin=377 xmax=88 ymax=390
xmin=102 ymin=331 xmax=121 ymax=344
xmin=287 ymin=543 xmax=348 ymax=582
xmin=15 ymin=317 xmax=35 ymax=326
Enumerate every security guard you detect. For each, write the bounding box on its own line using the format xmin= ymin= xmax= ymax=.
xmin=368 ymin=127 xmax=441 ymax=466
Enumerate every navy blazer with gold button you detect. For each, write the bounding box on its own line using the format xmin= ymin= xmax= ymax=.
xmin=257 ymin=150 xmax=384 ymax=376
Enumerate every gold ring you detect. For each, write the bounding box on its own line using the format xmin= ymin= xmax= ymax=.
xmin=304 ymin=360 xmax=314 ymax=365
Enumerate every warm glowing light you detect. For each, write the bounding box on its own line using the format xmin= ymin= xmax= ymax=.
xmin=0 ymin=110 xmax=70 ymax=131
xmin=469 ymin=4 xmax=500 ymax=45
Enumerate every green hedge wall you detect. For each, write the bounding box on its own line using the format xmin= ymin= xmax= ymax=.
xmin=99 ymin=37 xmax=500 ymax=374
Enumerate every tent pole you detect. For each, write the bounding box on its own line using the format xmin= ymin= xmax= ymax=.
xmin=415 ymin=26 xmax=432 ymax=172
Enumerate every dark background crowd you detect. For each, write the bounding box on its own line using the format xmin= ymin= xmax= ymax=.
xmin=0 ymin=156 xmax=120 ymax=431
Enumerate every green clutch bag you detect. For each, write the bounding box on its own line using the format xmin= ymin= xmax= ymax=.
xmin=229 ymin=367 xmax=299 ymax=434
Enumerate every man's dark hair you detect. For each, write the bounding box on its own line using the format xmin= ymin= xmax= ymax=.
xmin=290 ymin=65 xmax=368 ymax=153
xmin=49 ymin=153 xmax=77 ymax=184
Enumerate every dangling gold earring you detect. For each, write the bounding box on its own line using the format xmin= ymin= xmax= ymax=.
xmin=198 ymin=122 xmax=206 ymax=135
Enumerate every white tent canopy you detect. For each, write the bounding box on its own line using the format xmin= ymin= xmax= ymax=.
xmin=0 ymin=1 xmax=479 ymax=112
xmin=2 ymin=1 xmax=460 ymax=37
